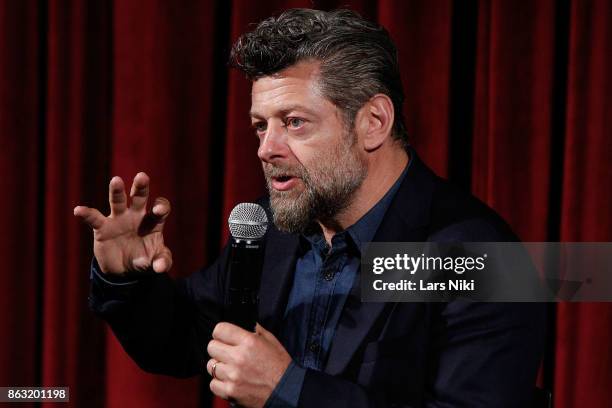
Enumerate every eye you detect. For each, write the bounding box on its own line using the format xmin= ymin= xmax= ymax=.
xmin=252 ymin=121 xmax=267 ymax=136
xmin=285 ymin=117 xmax=305 ymax=129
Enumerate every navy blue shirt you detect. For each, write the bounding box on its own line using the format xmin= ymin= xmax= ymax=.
xmin=266 ymin=160 xmax=410 ymax=407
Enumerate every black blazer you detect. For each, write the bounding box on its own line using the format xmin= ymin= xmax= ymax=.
xmin=92 ymin=152 xmax=546 ymax=407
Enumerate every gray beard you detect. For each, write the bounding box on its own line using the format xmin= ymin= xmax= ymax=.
xmin=266 ymin=143 xmax=367 ymax=234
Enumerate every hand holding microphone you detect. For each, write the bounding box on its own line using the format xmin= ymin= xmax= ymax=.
xmin=206 ymin=322 xmax=292 ymax=408
xmin=205 ymin=203 xmax=292 ymax=407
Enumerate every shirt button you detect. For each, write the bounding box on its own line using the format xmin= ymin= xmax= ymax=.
xmin=309 ymin=342 xmax=320 ymax=353
xmin=323 ymin=270 xmax=334 ymax=281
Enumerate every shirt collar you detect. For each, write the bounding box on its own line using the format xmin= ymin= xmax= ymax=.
xmin=346 ymin=154 xmax=412 ymax=252
xmin=299 ymin=151 xmax=413 ymax=255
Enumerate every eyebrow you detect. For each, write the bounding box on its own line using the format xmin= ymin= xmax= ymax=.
xmin=249 ymin=104 xmax=318 ymax=120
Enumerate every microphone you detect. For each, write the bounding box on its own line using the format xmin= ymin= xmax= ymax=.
xmin=224 ymin=203 xmax=269 ymax=332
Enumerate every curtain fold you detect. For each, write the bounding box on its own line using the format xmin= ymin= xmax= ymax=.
xmin=378 ymin=0 xmax=453 ymax=177
xmin=0 ymin=1 xmax=610 ymax=407
xmin=471 ymin=0 xmax=558 ymax=241
xmin=0 ymin=4 xmax=40 ymax=408
xmin=41 ymin=1 xmax=111 ymax=406
xmin=555 ymin=1 xmax=612 ymax=407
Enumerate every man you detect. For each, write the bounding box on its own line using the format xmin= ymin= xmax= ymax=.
xmin=74 ymin=9 xmax=545 ymax=408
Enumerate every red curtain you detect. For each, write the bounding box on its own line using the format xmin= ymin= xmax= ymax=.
xmin=1 ymin=1 xmax=610 ymax=407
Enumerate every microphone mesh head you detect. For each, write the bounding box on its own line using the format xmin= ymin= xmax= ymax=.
xmin=228 ymin=203 xmax=269 ymax=240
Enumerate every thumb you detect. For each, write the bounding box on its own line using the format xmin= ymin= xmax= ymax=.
xmin=152 ymin=246 xmax=173 ymax=273
xmin=255 ymin=323 xmax=286 ymax=352
xmin=255 ymin=322 xmax=274 ymax=339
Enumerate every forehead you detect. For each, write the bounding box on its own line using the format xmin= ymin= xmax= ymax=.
xmin=250 ymin=61 xmax=331 ymax=116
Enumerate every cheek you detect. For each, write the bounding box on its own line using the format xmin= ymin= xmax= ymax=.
xmin=285 ymin=140 xmax=314 ymax=168
xmin=287 ymin=135 xmax=339 ymax=167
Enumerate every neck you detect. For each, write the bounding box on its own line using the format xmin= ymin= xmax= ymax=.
xmin=318 ymin=143 xmax=409 ymax=244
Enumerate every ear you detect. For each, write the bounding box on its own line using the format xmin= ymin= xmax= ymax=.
xmin=354 ymin=94 xmax=395 ymax=152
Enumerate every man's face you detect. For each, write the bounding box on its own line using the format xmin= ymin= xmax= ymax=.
xmin=250 ymin=60 xmax=367 ymax=233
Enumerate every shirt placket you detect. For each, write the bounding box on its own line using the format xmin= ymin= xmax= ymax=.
xmin=302 ymin=240 xmax=347 ymax=370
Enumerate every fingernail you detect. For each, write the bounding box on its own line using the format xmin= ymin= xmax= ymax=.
xmin=132 ymin=257 xmax=149 ymax=270
xmin=153 ymin=258 xmax=165 ymax=272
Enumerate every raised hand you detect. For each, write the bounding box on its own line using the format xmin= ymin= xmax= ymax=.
xmin=73 ymin=172 xmax=172 ymax=276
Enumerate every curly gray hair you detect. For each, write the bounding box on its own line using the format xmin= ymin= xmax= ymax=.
xmin=230 ymin=8 xmax=408 ymax=145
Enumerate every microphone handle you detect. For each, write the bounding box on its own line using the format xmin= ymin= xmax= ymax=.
xmin=219 ymin=238 xmax=265 ymax=407
xmin=225 ymin=238 xmax=265 ymax=331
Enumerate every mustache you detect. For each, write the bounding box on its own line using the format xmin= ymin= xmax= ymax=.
xmin=263 ymin=163 xmax=306 ymax=179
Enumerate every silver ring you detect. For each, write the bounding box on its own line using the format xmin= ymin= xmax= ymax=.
xmin=212 ymin=361 xmax=219 ymax=380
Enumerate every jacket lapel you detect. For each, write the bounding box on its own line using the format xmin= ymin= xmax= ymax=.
xmin=324 ymin=153 xmax=436 ymax=375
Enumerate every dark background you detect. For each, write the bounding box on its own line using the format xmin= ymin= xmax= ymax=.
xmin=1 ymin=0 xmax=610 ymax=407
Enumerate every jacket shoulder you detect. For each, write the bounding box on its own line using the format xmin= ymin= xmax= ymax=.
xmin=426 ymin=177 xmax=518 ymax=242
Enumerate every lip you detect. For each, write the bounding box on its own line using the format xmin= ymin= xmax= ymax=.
xmin=271 ymin=176 xmax=298 ymax=191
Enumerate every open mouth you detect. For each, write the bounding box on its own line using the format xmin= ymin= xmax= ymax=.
xmin=271 ymin=175 xmax=298 ymax=191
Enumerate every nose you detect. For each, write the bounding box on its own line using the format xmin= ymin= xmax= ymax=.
xmin=257 ymin=122 xmax=289 ymax=163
